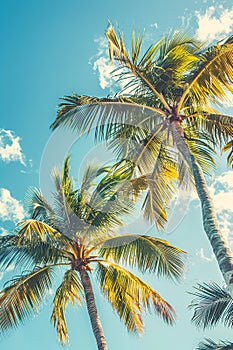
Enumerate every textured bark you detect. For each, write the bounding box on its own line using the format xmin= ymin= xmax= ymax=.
xmin=171 ymin=121 xmax=233 ymax=296
xmin=79 ymin=268 xmax=107 ymax=350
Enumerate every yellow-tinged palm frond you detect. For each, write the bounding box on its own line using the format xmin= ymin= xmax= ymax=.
xmin=186 ymin=113 xmax=233 ymax=147
xmin=178 ymin=35 xmax=233 ymax=111
xmin=96 ymin=261 xmax=175 ymax=333
xmin=51 ymin=269 xmax=83 ymax=343
xmin=222 ymin=140 xmax=233 ymax=167
xmin=142 ymin=145 xmax=178 ymax=229
xmin=0 ymin=265 xmax=54 ymax=334
xmin=99 ymin=234 xmax=185 ymax=280
xmin=17 ymin=220 xmax=60 ymax=244
xmin=184 ymin=133 xmax=216 ymax=176
xmin=158 ymin=29 xmax=202 ymax=60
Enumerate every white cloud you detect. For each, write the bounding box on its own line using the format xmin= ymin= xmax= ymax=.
xmin=196 ymin=6 xmax=233 ymax=42
xmin=0 ymin=188 xmax=25 ymax=222
xmin=208 ymin=170 xmax=233 ymax=242
xmin=196 ymin=248 xmax=215 ymax=262
xmin=91 ymin=36 xmax=135 ymax=94
xmin=0 ymin=129 xmax=26 ymax=165
xmin=90 ymin=36 xmax=114 ymax=90
xmin=93 ymin=56 xmax=114 ymax=89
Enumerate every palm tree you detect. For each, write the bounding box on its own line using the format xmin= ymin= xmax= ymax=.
xmin=50 ymin=24 xmax=233 ymax=295
xmin=0 ymin=157 xmax=185 ymax=350
xmin=190 ymin=282 xmax=233 ymax=350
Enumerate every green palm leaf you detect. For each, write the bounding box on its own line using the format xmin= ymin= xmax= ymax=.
xmin=51 ymin=269 xmax=83 ymax=343
xmin=50 ymin=93 xmax=162 ymax=139
xmin=99 ymin=234 xmax=185 ymax=280
xmin=0 ymin=265 xmax=55 ymax=333
xmin=17 ymin=219 xmax=60 ymax=243
xmin=197 ymin=339 xmax=233 ymax=350
xmin=0 ymin=239 xmax=64 ymax=270
xmin=178 ymin=35 xmax=233 ymax=111
xmin=190 ymin=282 xmax=233 ymax=329
xmin=222 ymin=140 xmax=233 ymax=167
xmin=187 ymin=113 xmax=233 ymax=147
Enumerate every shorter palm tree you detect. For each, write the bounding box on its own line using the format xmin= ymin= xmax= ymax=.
xmin=190 ymin=282 xmax=233 ymax=350
xmin=0 ymin=157 xmax=185 ymax=350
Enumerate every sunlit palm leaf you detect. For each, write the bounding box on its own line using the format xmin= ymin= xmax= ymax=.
xmin=99 ymin=234 xmax=185 ymax=280
xmin=17 ymin=219 xmax=60 ymax=244
xmin=187 ymin=114 xmax=233 ymax=147
xmin=190 ymin=282 xmax=233 ymax=329
xmin=142 ymin=144 xmax=178 ymax=228
xmin=0 ymin=265 xmax=55 ymax=333
xmin=96 ymin=261 xmax=175 ymax=332
xmin=51 ymin=269 xmax=83 ymax=343
xmin=178 ymin=35 xmax=233 ymax=111
xmin=222 ymin=140 xmax=233 ymax=167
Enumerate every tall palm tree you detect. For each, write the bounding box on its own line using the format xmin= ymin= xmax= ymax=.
xmin=0 ymin=157 xmax=185 ymax=350
xmin=190 ymin=282 xmax=233 ymax=350
xmin=50 ymin=24 xmax=233 ymax=295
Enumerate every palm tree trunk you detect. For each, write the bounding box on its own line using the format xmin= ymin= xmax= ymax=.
xmin=79 ymin=267 xmax=107 ymax=350
xmin=171 ymin=121 xmax=233 ymax=296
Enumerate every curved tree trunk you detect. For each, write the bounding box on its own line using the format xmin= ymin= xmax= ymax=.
xmin=79 ymin=267 xmax=107 ymax=350
xmin=171 ymin=121 xmax=233 ymax=296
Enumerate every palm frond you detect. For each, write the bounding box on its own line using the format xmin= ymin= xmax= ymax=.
xmin=16 ymin=219 xmax=60 ymax=244
xmin=197 ymin=338 xmax=233 ymax=350
xmin=50 ymin=93 xmax=162 ymax=141
xmin=0 ymin=265 xmax=55 ymax=334
xmin=142 ymin=144 xmax=179 ymax=228
xmin=190 ymin=282 xmax=233 ymax=329
xmin=178 ymin=35 xmax=233 ymax=111
xmin=0 ymin=238 xmax=64 ymax=270
xmin=187 ymin=113 xmax=233 ymax=147
xmin=51 ymin=269 xmax=83 ymax=343
xmin=96 ymin=261 xmax=175 ymax=333
xmin=222 ymin=140 xmax=233 ymax=167
xmin=99 ymin=234 xmax=185 ymax=280
xmin=106 ymin=23 xmax=171 ymax=109
xmin=184 ymin=131 xmax=216 ymax=175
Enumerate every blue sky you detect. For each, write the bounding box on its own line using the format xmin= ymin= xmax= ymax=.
xmin=1 ymin=0 xmax=233 ymax=349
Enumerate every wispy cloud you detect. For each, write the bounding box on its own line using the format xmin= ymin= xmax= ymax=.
xmin=0 ymin=188 xmax=25 ymax=222
xmin=90 ymin=36 xmax=114 ymax=90
xmin=0 ymin=129 xmax=26 ymax=165
xmin=196 ymin=5 xmax=233 ymax=42
xmin=196 ymin=248 xmax=215 ymax=262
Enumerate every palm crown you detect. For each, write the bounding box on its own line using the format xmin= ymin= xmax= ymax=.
xmin=0 ymin=157 xmax=185 ymax=349
xmin=50 ymin=25 xmax=233 ymax=226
